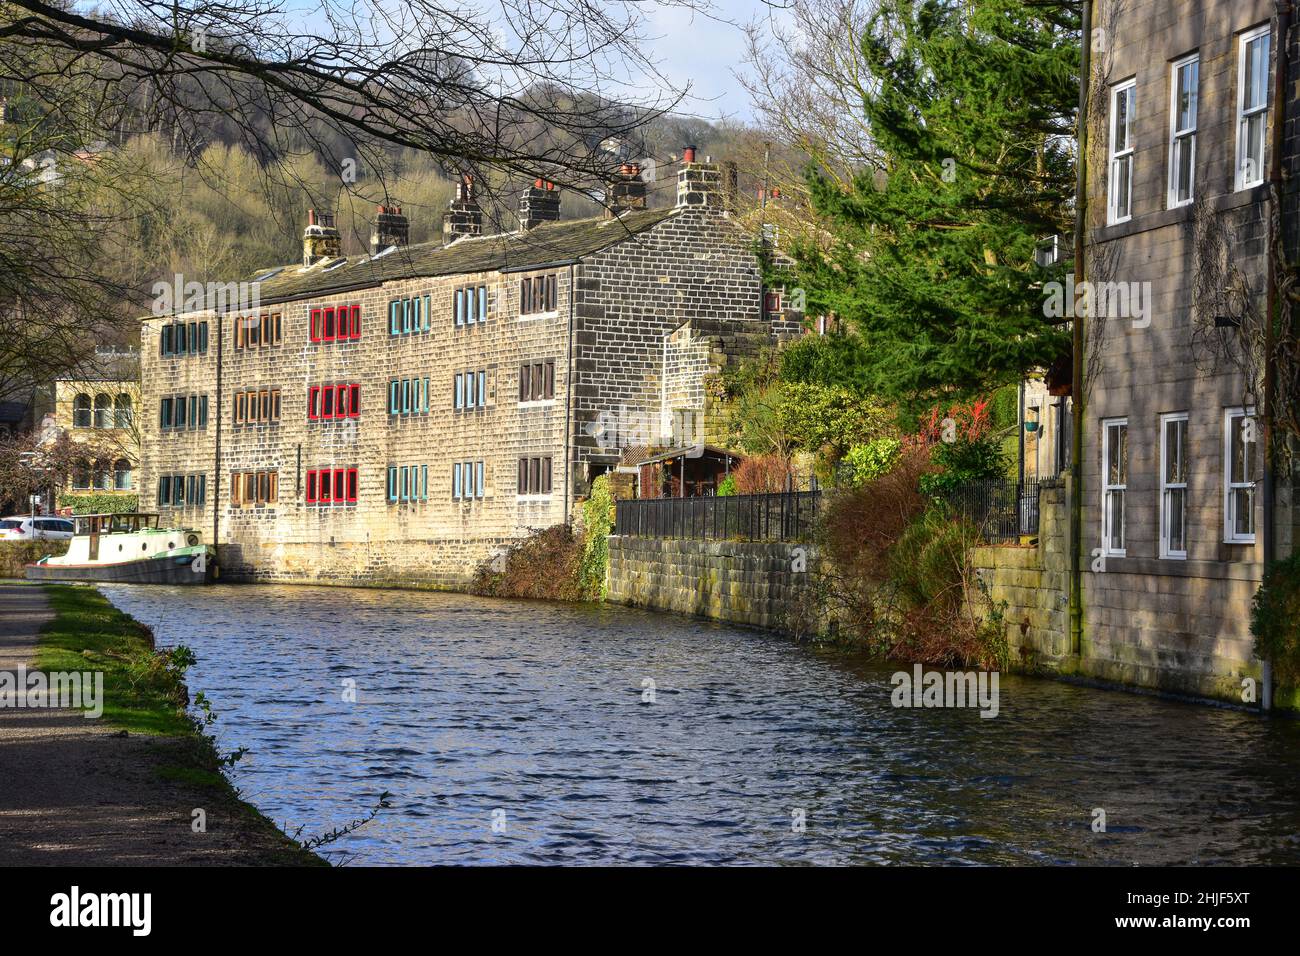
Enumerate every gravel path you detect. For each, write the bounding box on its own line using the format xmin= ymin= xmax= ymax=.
xmin=0 ymin=584 xmax=311 ymax=865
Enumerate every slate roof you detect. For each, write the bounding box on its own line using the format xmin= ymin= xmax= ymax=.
xmin=245 ymin=206 xmax=678 ymax=307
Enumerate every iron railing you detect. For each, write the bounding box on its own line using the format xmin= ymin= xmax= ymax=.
xmin=936 ymin=477 xmax=1043 ymax=543
xmin=614 ymin=491 xmax=822 ymax=542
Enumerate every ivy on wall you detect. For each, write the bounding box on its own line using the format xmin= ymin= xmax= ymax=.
xmin=57 ymin=493 xmax=139 ymax=515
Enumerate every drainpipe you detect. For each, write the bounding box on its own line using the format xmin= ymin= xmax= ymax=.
xmin=1069 ymin=0 xmax=1093 ymax=658
xmin=213 ymin=310 xmax=223 ymax=554
xmin=563 ymin=263 xmax=576 ymax=525
xmin=1261 ymin=0 xmax=1292 ymax=711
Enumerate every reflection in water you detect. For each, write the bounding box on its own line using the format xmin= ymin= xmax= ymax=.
xmin=102 ymin=583 xmax=1300 ymax=866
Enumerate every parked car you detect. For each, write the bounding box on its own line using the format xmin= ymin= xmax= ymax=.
xmin=0 ymin=516 xmax=76 ymax=541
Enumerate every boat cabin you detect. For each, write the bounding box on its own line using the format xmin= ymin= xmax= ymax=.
xmin=73 ymin=513 xmax=160 ymax=536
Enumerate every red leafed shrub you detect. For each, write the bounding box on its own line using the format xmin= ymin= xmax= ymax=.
xmin=822 ymin=444 xmax=933 ymax=584
xmin=912 ymin=397 xmax=993 ymax=448
xmin=470 ymin=524 xmax=588 ymax=601
xmin=733 ymin=454 xmax=794 ymax=494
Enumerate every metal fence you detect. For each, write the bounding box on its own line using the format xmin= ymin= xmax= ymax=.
xmin=936 ymin=478 xmax=1043 ymax=543
xmin=614 ymin=491 xmax=823 ymax=542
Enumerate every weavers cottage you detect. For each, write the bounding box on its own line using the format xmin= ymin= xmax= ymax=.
xmin=137 ymin=154 xmax=800 ymax=585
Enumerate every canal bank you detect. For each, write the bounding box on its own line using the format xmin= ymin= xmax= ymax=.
xmin=0 ymin=583 xmax=320 ymax=866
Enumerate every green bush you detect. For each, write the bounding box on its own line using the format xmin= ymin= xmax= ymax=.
xmin=717 ymin=474 xmax=737 ymax=497
xmin=58 ymin=493 xmax=138 ymax=514
xmin=0 ymin=540 xmax=71 ymax=577
xmin=1251 ymin=551 xmax=1300 ymax=687
xmin=918 ymin=436 xmax=1007 ymax=495
xmin=578 ymin=474 xmax=615 ymax=599
xmin=841 ymin=437 xmax=902 ymax=487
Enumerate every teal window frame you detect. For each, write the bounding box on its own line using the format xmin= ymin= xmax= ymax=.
xmin=452 ymin=462 xmax=462 ymax=499
xmin=454 ymin=373 xmax=464 ymax=409
xmin=387 ymin=466 xmax=398 ymax=501
xmin=455 ymin=289 xmax=464 ymax=327
xmin=389 ymin=300 xmax=400 ymax=335
xmin=478 ymin=286 xmax=487 ymax=321
xmin=476 ymin=371 xmax=486 ymax=407
xmin=475 ymin=461 xmax=484 ymax=498
xmin=389 ymin=380 xmax=399 ymax=414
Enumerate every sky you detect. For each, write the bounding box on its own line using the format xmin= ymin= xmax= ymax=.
xmin=641 ymin=0 xmax=781 ymax=124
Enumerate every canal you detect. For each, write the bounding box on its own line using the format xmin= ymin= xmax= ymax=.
xmin=102 ymin=583 xmax=1300 ymax=866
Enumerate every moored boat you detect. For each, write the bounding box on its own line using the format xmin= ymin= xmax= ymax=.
xmin=25 ymin=513 xmax=216 ymax=585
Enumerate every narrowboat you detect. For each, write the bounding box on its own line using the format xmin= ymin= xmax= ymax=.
xmin=25 ymin=513 xmax=216 ymax=585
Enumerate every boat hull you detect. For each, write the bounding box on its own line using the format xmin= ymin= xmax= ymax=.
xmin=25 ymin=553 xmax=216 ymax=585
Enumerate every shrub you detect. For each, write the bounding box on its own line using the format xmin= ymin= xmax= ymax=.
xmin=918 ymin=435 xmax=1008 ymax=495
xmin=470 ymin=524 xmax=587 ymax=602
xmin=58 ymin=493 xmax=138 ymax=514
xmin=841 ymin=436 xmax=902 ymax=487
xmin=577 ymin=474 xmax=615 ymax=599
xmin=734 ymin=454 xmax=794 ymax=494
xmin=0 ymin=540 xmax=70 ymax=577
xmin=1252 ymin=552 xmax=1300 ymax=687
xmin=717 ymin=474 xmax=737 ymax=497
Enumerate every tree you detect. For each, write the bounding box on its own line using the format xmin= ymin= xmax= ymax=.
xmin=780 ymin=0 xmax=1079 ymax=416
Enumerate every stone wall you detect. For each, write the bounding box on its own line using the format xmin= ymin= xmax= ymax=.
xmin=607 ymin=536 xmax=815 ymax=632
xmin=970 ymin=482 xmax=1070 ymax=671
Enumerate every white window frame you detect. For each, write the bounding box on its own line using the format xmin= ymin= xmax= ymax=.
xmin=1102 ymin=417 xmax=1128 ymax=556
xmin=1159 ymin=412 xmax=1188 ymax=559
xmin=1168 ymin=54 xmax=1198 ymax=208
xmin=1108 ymin=80 xmax=1136 ymax=224
xmin=1235 ymin=25 xmax=1271 ymax=191
xmin=1224 ymin=406 xmax=1258 ymax=543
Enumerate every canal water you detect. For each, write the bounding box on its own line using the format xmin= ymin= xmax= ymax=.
xmin=102 ymin=583 xmax=1300 ymax=866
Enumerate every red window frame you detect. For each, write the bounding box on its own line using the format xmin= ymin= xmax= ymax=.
xmin=306 ymin=470 xmax=319 ymax=503
xmin=335 ymin=384 xmax=348 ymax=419
xmin=349 ymin=304 xmax=361 ymax=339
xmin=348 ymin=384 xmax=361 ymax=417
xmin=319 ymin=470 xmax=332 ymax=503
xmin=333 ymin=469 xmax=346 ymax=501
xmin=323 ymin=306 xmax=336 ymax=342
xmin=308 ymin=386 xmax=320 ymax=420
xmin=322 ymin=386 xmax=335 ymax=418
xmin=310 ymin=308 xmax=322 ymax=343
xmin=346 ymin=467 xmax=358 ymax=502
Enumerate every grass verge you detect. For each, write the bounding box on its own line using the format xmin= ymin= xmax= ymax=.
xmin=35 ymin=583 xmax=326 ymax=865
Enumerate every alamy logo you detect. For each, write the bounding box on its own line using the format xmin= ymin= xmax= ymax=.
xmin=0 ymin=666 xmax=103 ymax=718
xmin=583 ymin=405 xmax=704 ymax=454
xmin=50 ymin=886 xmax=151 ymax=936
xmin=151 ymin=274 xmax=261 ymax=316
xmin=890 ymin=664 xmax=1000 ymax=718
xmin=1042 ymin=275 xmax=1152 ymax=328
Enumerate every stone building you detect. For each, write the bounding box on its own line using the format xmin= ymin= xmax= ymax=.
xmin=137 ymin=156 xmax=801 ymax=585
xmin=1068 ymin=0 xmax=1289 ymax=701
xmin=30 ymin=348 xmax=140 ymax=503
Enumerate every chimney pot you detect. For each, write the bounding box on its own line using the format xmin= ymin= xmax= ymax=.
xmin=683 ymin=145 xmax=697 ymax=163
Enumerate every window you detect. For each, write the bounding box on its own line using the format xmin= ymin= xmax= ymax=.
xmin=1224 ymin=407 xmax=1257 ymax=542
xmin=307 ymin=384 xmax=356 ymax=421
xmin=236 ymin=389 xmax=280 ymax=425
xmin=1160 ymin=413 xmax=1188 ymax=558
xmin=519 ymin=274 xmax=557 ymax=316
xmin=310 ymin=303 xmax=359 ymax=345
xmin=114 ymin=394 xmax=133 ymax=428
xmin=475 ymin=461 xmax=485 ymax=498
xmin=1168 ymin=55 xmax=1198 ymax=207
xmin=1102 ymin=418 xmax=1127 ymax=555
xmin=305 ymin=468 xmax=354 ymax=507
xmin=519 ymin=359 xmax=556 ymax=402
xmin=452 ymin=462 xmax=462 ymax=499
xmin=1236 ymin=26 xmax=1271 ymax=190
xmin=477 ymin=370 xmax=486 ymax=407
xmin=158 ymin=473 xmax=205 ymax=508
xmin=1108 ymin=80 xmax=1136 ymax=223
xmin=455 ymin=373 xmax=464 ymax=410
xmin=517 ymin=456 xmax=553 ymax=496
xmin=159 ymin=397 xmax=172 ymax=430
xmin=162 ymin=320 xmax=208 ymax=356
xmin=114 ymin=459 xmax=132 ymax=491
xmin=73 ymin=461 xmax=90 ymax=490
xmin=72 ymin=393 xmax=91 ymax=428
xmin=93 ymin=394 xmax=112 ymax=428
xmin=231 ymin=470 xmax=278 ymax=508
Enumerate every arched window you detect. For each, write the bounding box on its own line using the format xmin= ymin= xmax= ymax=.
xmin=93 ymin=394 xmax=112 ymax=429
xmin=72 ymin=393 xmax=92 ymax=428
xmin=71 ymin=460 xmax=91 ymax=490
xmin=115 ymin=394 xmax=133 ymax=428
xmin=93 ymin=460 xmax=112 ymax=490
xmin=114 ymin=459 xmax=132 ymax=490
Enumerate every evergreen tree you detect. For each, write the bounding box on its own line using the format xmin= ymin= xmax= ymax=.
xmin=785 ymin=0 xmax=1079 ymax=416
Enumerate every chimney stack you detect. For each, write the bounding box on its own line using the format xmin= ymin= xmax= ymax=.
xmin=676 ymin=146 xmax=723 ymax=210
xmin=606 ymin=163 xmax=648 ymax=218
xmin=442 ymin=175 xmax=482 ymax=243
xmin=519 ymin=179 xmax=561 ymax=230
xmin=303 ymin=209 xmax=342 ymax=267
xmin=370 ymin=204 xmax=410 ymax=255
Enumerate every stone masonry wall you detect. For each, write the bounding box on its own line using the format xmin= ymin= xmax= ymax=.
xmin=607 ymin=536 xmax=815 ymax=632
